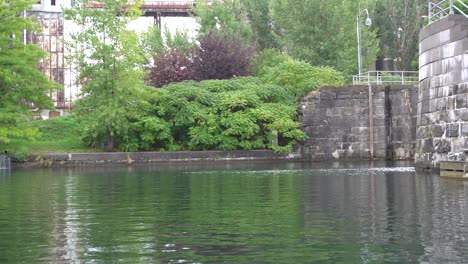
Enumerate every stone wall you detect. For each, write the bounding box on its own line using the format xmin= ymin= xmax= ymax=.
xmin=415 ymin=15 xmax=468 ymax=170
xmin=21 ymin=150 xmax=299 ymax=167
xmin=299 ymin=85 xmax=418 ymax=161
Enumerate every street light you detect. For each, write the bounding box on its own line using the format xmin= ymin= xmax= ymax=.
xmin=357 ymin=9 xmax=372 ymax=80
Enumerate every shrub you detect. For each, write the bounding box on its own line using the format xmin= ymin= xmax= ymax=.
xmin=254 ymin=49 xmax=292 ymax=77
xmin=151 ymin=77 xmax=304 ymax=152
xmin=192 ymin=31 xmax=257 ymax=81
xmin=148 ymin=32 xmax=257 ymax=87
xmin=260 ymin=59 xmax=345 ymax=100
xmin=149 ymin=49 xmax=194 ymax=88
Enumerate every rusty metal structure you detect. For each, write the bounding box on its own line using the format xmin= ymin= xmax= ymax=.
xmin=26 ymin=11 xmax=69 ymax=110
xmin=27 ymin=0 xmax=195 ymax=117
xmin=89 ymin=1 xmax=193 ymax=28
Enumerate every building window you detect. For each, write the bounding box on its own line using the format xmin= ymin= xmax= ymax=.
xmin=51 ymin=0 xmax=56 ymax=6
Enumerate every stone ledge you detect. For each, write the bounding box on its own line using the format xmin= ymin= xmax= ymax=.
xmin=14 ymin=150 xmax=304 ymax=168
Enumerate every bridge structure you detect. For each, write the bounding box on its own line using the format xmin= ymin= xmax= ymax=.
xmin=89 ymin=1 xmax=195 ymax=27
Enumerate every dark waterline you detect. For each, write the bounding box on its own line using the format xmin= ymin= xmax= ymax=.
xmin=1 ymin=161 xmax=467 ymax=263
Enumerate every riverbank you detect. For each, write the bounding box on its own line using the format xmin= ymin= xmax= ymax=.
xmin=11 ymin=150 xmax=303 ymax=168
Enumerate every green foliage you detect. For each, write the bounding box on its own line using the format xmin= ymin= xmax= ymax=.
xmin=193 ymin=0 xmax=252 ymax=42
xmin=141 ymin=25 xmax=164 ymax=57
xmin=149 ymin=77 xmax=305 ymax=152
xmin=375 ymin=0 xmax=425 ymax=71
xmin=5 ymin=115 xmax=89 ymax=154
xmin=0 ymin=0 xmax=58 ymax=147
xmin=442 ymin=0 xmax=468 ymax=14
xmin=270 ymin=0 xmax=379 ymax=79
xmin=241 ymin=0 xmax=280 ymax=50
xmin=163 ymin=26 xmax=194 ymax=52
xmin=142 ymin=25 xmax=194 ymax=58
xmin=14 ymin=149 xmax=29 ymax=162
xmin=65 ymin=0 xmax=150 ymax=152
xmin=454 ymin=0 xmax=468 ymax=14
xmin=256 ymin=50 xmax=344 ymax=99
xmin=254 ymin=49 xmax=293 ymax=76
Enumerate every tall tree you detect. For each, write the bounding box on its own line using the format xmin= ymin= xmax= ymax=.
xmin=241 ymin=0 xmax=280 ymax=50
xmin=0 ymin=0 xmax=56 ymax=147
xmin=65 ymin=0 xmax=148 ymax=151
xmin=193 ymin=0 xmax=252 ymax=42
xmin=375 ymin=0 xmax=426 ymax=71
xmin=270 ymin=0 xmax=379 ymax=79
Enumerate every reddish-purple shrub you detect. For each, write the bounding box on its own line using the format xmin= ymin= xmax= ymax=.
xmin=149 ymin=49 xmax=194 ymax=88
xmin=193 ymin=32 xmax=257 ymax=81
xmin=149 ymin=32 xmax=257 ymax=88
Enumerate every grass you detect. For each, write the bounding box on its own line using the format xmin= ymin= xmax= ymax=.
xmin=6 ymin=115 xmax=93 ymax=155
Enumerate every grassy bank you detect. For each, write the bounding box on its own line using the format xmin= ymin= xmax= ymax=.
xmin=6 ymin=115 xmax=92 ymax=157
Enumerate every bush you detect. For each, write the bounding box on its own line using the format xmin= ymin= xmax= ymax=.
xmin=149 ymin=49 xmax=194 ymax=88
xmin=148 ymin=32 xmax=257 ymax=87
xmin=192 ymin=31 xmax=257 ymax=81
xmin=150 ymin=77 xmax=305 ymax=152
xmin=254 ymin=49 xmax=292 ymax=77
xmin=262 ymin=62 xmax=344 ymax=100
xmin=257 ymin=52 xmax=345 ymax=100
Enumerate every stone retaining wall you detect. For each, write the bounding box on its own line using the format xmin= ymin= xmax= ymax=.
xmin=299 ymin=85 xmax=417 ymax=161
xmin=415 ymin=15 xmax=468 ymax=170
xmin=23 ymin=150 xmax=300 ymax=167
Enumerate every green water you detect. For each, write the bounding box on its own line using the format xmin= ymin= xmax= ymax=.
xmin=0 ymin=161 xmax=467 ymax=263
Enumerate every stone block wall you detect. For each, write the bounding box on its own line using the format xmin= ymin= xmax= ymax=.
xmin=299 ymin=85 xmax=417 ymax=161
xmin=415 ymin=15 xmax=468 ymax=169
xmin=20 ymin=150 xmax=297 ymax=167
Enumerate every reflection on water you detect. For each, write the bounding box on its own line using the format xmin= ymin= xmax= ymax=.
xmin=0 ymin=161 xmax=467 ymax=263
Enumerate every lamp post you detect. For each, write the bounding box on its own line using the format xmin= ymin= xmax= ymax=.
xmin=357 ymin=9 xmax=374 ymax=160
xmin=357 ymin=9 xmax=372 ymax=80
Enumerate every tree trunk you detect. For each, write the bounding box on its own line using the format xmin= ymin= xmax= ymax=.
xmin=106 ymin=127 xmax=114 ymax=152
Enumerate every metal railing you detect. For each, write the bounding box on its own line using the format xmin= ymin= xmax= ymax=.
xmin=352 ymin=71 xmax=419 ymax=85
xmin=89 ymin=1 xmax=194 ymax=9
xmin=429 ymin=0 xmax=468 ymax=23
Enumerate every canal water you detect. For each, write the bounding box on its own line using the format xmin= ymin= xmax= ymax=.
xmin=0 ymin=161 xmax=467 ymax=263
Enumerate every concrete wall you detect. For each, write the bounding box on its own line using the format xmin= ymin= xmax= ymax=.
xmin=415 ymin=15 xmax=468 ymax=170
xmin=22 ymin=150 xmax=299 ymax=167
xmin=299 ymin=85 xmax=418 ymax=161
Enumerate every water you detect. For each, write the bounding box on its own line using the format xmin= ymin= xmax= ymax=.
xmin=0 ymin=161 xmax=467 ymax=263
xmin=0 ymin=155 xmax=10 ymax=170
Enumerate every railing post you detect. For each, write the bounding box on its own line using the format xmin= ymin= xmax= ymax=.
xmin=429 ymin=1 xmax=432 ymax=22
xmin=450 ymin=0 xmax=454 ymax=14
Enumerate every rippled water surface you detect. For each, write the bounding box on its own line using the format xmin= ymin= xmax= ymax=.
xmin=1 ymin=161 xmax=468 ymax=263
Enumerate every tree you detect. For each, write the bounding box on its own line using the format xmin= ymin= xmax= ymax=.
xmin=270 ymin=0 xmax=379 ymax=79
xmin=241 ymin=0 xmax=280 ymax=50
xmin=375 ymin=0 xmax=426 ymax=71
xmin=141 ymin=25 xmax=194 ymax=59
xmin=193 ymin=0 xmax=252 ymax=42
xmin=0 ymin=0 xmax=56 ymax=147
xmin=65 ymin=0 xmax=149 ymax=151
